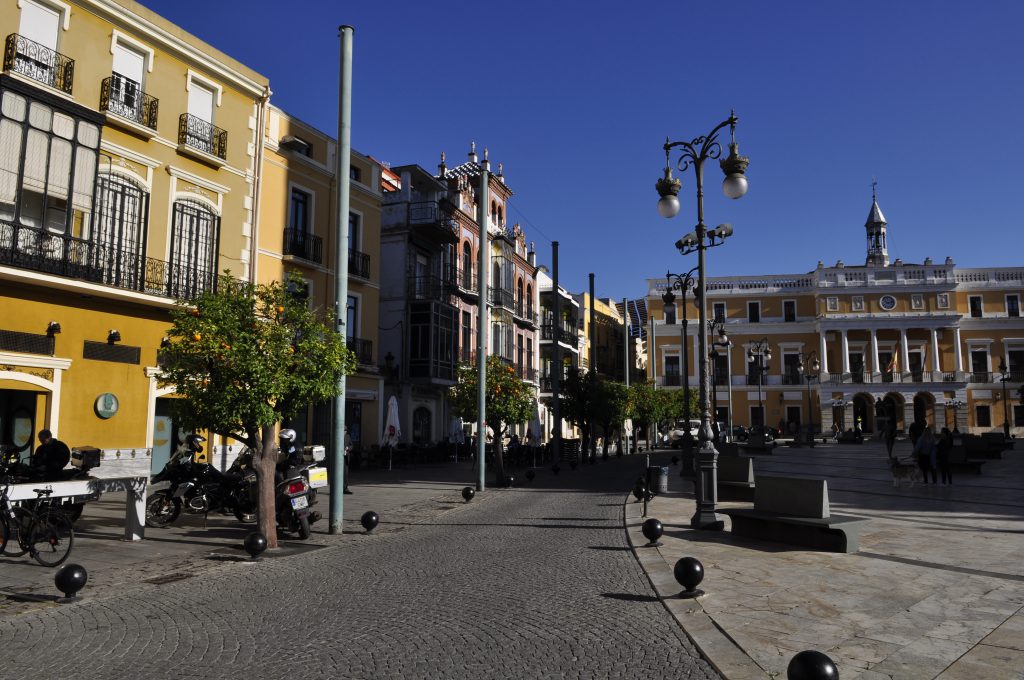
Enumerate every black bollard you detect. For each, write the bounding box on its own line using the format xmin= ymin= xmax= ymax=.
xmin=504 ymin=475 xmax=515 ymax=488
xmin=641 ymin=518 xmax=664 ymax=547
xmin=787 ymin=651 xmax=839 ymax=680
xmin=360 ymin=511 xmax=379 ymax=533
xmin=54 ymin=563 xmax=88 ymax=602
xmin=632 ymin=479 xmax=647 ymax=502
xmin=673 ymin=556 xmax=705 ymax=599
xmin=462 ymin=486 xmax=475 ymax=502
xmin=526 ymin=469 xmax=535 ymax=483
xmin=243 ymin=531 xmax=268 ymax=561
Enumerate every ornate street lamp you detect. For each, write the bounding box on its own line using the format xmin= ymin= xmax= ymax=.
xmin=747 ymin=339 xmax=771 ymax=432
xmin=708 ymin=319 xmax=732 ymax=442
xmin=664 ymin=266 xmax=699 ymax=459
xmin=797 ymin=352 xmax=821 ymax=447
xmin=656 ymin=112 xmax=748 ymax=530
xmin=999 ymin=359 xmax=1011 ymax=438
xmin=946 ymin=398 xmax=964 ymax=435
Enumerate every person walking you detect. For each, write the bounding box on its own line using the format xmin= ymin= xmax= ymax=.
xmin=884 ymin=420 xmax=898 ymax=460
xmin=831 ymin=421 xmax=840 ymax=442
xmin=909 ymin=418 xmax=925 ymax=447
xmin=912 ymin=426 xmax=938 ymax=484
xmin=343 ymin=427 xmax=353 ymax=494
xmin=937 ymin=427 xmax=954 ymax=485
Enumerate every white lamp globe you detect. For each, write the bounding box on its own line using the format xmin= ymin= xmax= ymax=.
xmin=722 ymin=174 xmax=748 ymax=199
xmin=657 ymin=194 xmax=681 ymax=218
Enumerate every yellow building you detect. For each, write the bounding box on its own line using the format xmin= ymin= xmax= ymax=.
xmin=574 ymin=291 xmax=627 ymax=381
xmin=256 ymin=105 xmax=383 ymax=458
xmin=646 ymin=194 xmax=1024 ymax=437
xmin=0 ymin=0 xmax=269 ymax=470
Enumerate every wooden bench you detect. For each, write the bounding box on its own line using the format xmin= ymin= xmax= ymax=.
xmin=720 ymin=475 xmax=868 ymax=553
xmin=717 ymin=455 xmax=755 ymax=501
xmin=947 ymin=446 xmax=985 ymax=474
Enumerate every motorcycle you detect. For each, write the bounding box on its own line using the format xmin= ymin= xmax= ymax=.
xmin=146 ymin=435 xmax=257 ymax=528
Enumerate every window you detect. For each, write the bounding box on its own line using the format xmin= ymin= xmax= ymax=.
xmin=783 ymin=300 xmax=796 ymax=322
xmin=348 ymin=212 xmax=361 ymax=253
xmin=346 ymin=295 xmax=358 ymax=338
xmin=1007 ymin=295 xmax=1020 ymax=318
xmin=0 ymin=90 xmax=100 ymax=237
xmin=527 ymin=338 xmax=533 ymax=373
xmin=665 ymin=355 xmax=680 ymax=385
xmin=1014 ymin=404 xmax=1024 ymax=427
xmin=936 ymin=293 xmax=950 ymax=309
xmin=412 ymin=406 xmax=431 ymax=445
xmin=976 ymin=405 xmax=991 ymax=428
xmin=826 ymin=297 xmax=838 ymax=312
xmin=19 ymin=1 xmax=62 ymax=51
xmin=969 ymin=296 xmax=983 ymax=318
xmin=712 ymin=302 xmax=725 ymax=322
xmin=110 ymin=40 xmax=147 ymax=119
xmin=526 ymin=284 xmax=533 ymax=317
xmin=750 ymin=405 xmax=765 ymax=428
xmin=970 ymin=349 xmax=989 ymax=382
xmin=289 ymin=188 xmax=311 ymax=233
xmin=461 ymin=242 xmax=472 ymax=288
xmin=747 ymin=301 xmax=760 ymax=323
xmin=852 ymin=296 xmax=864 ymax=312
xmin=349 ymin=166 xmax=361 ymax=182
xmin=783 ymin=353 xmax=801 ymax=384
xmin=517 ymin=334 xmax=524 ymax=371
xmin=461 ymin=311 xmax=472 ymax=361
xmin=168 ymin=198 xmax=220 ymax=299
xmin=664 ymin=303 xmax=676 ymax=325
xmin=94 ymin=173 xmax=148 ymax=289
xmin=911 ymin=294 xmax=924 ymax=310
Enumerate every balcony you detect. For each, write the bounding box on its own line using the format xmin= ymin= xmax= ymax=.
xmin=491 ymin=288 xmax=515 ymax=312
xmin=455 ymin=267 xmax=477 ymax=298
xmin=540 ymin=324 xmax=578 ymax=348
xmin=782 ymin=372 xmax=803 ymax=386
xmin=407 ymin=201 xmax=459 ymax=242
xmin=0 ymin=219 xmax=214 ymax=301
xmin=178 ymin=113 xmax=227 ymax=161
xmin=100 ymin=74 xmax=158 ymax=131
xmin=349 ymin=249 xmax=370 ymax=279
xmin=407 ymin=275 xmax=455 ymax=303
xmin=970 ymin=371 xmax=992 ymax=384
xmin=514 ymin=302 xmax=538 ymax=327
xmin=283 ymin=228 xmax=323 ymax=265
xmin=4 ymin=34 xmax=74 ymax=94
xmin=517 ymin=366 xmax=537 ymax=382
xmin=347 ymin=336 xmax=373 ymax=365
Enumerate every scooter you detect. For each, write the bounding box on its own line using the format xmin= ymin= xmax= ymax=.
xmin=273 ymin=430 xmax=323 ymax=540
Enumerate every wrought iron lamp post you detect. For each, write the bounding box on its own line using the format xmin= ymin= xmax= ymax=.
xmin=663 ymin=266 xmax=699 ymax=457
xmin=947 ymin=398 xmax=964 ymax=435
xmin=999 ymin=359 xmax=1011 ymax=438
xmin=747 ymin=338 xmax=771 ymax=432
xmin=797 ymin=352 xmax=821 ymax=446
xmin=709 ymin=319 xmax=731 ymax=441
xmin=656 ymin=112 xmax=748 ymax=530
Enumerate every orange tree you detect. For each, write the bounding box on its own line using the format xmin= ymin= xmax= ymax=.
xmin=449 ymin=355 xmax=533 ymax=483
xmin=158 ymin=274 xmax=356 ymax=548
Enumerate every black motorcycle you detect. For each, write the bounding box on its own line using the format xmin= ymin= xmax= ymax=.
xmin=146 ymin=435 xmax=257 ymax=528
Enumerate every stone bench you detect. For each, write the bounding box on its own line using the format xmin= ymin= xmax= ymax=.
xmin=719 ymin=475 xmax=868 ymax=553
xmin=717 ymin=455 xmax=755 ymax=501
xmin=948 ymin=446 xmax=985 ymax=474
xmin=964 ymin=434 xmax=1004 ymax=459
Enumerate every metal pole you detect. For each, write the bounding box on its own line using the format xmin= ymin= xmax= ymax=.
xmin=552 ymin=242 xmax=562 ymax=465
xmin=680 ymin=295 xmax=689 ymax=476
xmin=725 ymin=342 xmax=734 ymax=442
xmin=329 ymin=25 xmax=353 ymax=535
xmin=589 ymin=272 xmax=596 ymax=462
xmin=476 ymin=167 xmax=490 ymax=491
xmin=623 ymin=296 xmax=630 ymax=457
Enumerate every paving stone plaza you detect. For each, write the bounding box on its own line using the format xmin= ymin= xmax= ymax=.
xmin=2 ymin=437 xmax=1022 ymax=678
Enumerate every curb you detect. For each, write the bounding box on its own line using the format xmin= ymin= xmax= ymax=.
xmin=624 ymin=492 xmax=769 ymax=680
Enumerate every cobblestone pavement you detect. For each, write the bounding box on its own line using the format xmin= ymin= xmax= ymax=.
xmin=0 ymin=457 xmax=718 ymax=680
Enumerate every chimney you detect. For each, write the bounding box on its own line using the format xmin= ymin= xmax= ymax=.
xmin=528 ymin=241 xmax=536 ymax=266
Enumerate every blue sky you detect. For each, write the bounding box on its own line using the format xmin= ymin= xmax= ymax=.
xmin=143 ymin=0 xmax=1023 ymax=300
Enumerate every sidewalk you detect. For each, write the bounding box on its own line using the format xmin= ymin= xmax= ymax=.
xmin=0 ymin=461 xmax=485 ymax=614
xmin=627 ymin=441 xmax=1024 ymax=679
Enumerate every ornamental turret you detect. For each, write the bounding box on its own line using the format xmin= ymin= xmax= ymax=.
xmin=865 ymin=181 xmax=889 ymax=266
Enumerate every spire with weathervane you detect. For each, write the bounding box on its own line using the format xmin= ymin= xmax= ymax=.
xmin=865 ymin=179 xmax=889 ymax=267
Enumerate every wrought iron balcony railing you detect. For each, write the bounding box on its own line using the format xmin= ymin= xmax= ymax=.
xmin=346 ymin=336 xmax=373 ymax=365
xmin=456 ymin=268 xmax=477 ymax=293
xmin=0 ymin=219 xmax=214 ymax=301
xmin=283 ymin=228 xmax=323 ymax=264
xmin=517 ymin=366 xmax=537 ymax=382
xmin=540 ymin=325 xmax=578 ymax=347
xmin=4 ymin=33 xmax=74 ymax=94
xmin=407 ymin=201 xmax=459 ymax=241
xmin=407 ymin=275 xmax=455 ymax=302
xmin=782 ymin=372 xmax=802 ymax=385
xmin=491 ymin=288 xmax=515 ymax=311
xmin=100 ymin=74 xmax=158 ymax=129
xmin=349 ymin=248 xmax=370 ymax=279
xmin=970 ymin=371 xmax=992 ymax=383
xmin=178 ymin=113 xmax=227 ymax=159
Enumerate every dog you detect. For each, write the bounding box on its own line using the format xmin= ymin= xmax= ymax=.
xmin=890 ymin=456 xmax=921 ymax=488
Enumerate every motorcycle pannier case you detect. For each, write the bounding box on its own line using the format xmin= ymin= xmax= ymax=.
xmin=71 ymin=446 xmax=101 ymax=470
xmin=303 ymin=445 xmax=326 ymax=463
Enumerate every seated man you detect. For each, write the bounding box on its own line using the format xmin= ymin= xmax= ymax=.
xmin=32 ymin=429 xmax=71 ymax=481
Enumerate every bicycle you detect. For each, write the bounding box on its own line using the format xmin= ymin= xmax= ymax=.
xmin=0 ymin=484 xmax=75 ymax=567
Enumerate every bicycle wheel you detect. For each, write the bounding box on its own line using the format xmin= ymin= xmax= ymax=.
xmin=5 ymin=507 xmax=31 ymax=557
xmin=30 ymin=511 xmax=74 ymax=567
xmin=0 ymin=513 xmax=8 ymax=554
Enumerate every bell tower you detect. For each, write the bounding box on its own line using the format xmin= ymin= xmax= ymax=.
xmin=865 ymin=180 xmax=889 ymax=266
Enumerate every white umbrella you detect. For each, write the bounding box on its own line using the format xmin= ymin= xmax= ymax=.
xmin=382 ymin=395 xmax=401 ymax=470
xmin=527 ymin=401 xmax=543 ymax=467
xmin=449 ymin=416 xmax=465 ymax=463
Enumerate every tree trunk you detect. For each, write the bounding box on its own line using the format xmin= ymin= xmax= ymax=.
xmin=254 ymin=423 xmax=279 ymax=549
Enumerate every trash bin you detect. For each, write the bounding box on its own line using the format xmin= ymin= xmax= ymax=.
xmin=648 ymin=465 xmax=669 ymax=494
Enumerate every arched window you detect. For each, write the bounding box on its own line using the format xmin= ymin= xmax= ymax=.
xmin=497 ymin=205 xmax=503 ymax=226
xmin=168 ymin=198 xmax=220 ymax=299
xmin=462 ymin=241 xmax=472 ymax=288
xmin=516 ymin=278 xmax=524 ymax=314
xmin=94 ymin=173 xmax=149 ymax=289
xmin=526 ymin=283 xmax=533 ymax=316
